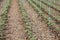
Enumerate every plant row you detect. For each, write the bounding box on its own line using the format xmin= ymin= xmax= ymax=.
xmin=27 ymin=0 xmax=60 ymax=34
xmin=18 ymin=0 xmax=36 ymax=40
xmin=32 ymin=0 xmax=60 ymax=23
xmin=41 ymin=0 xmax=60 ymax=7
xmin=0 ymin=0 xmax=10 ymax=40
xmin=41 ymin=0 xmax=60 ymax=8
xmin=39 ymin=0 xmax=60 ymax=12
xmin=28 ymin=0 xmax=56 ymax=27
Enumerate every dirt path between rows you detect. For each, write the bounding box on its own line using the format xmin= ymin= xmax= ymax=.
xmin=21 ymin=0 xmax=59 ymax=40
xmin=4 ymin=0 xmax=26 ymax=40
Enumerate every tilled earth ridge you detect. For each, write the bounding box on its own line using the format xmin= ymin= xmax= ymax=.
xmin=4 ymin=0 xmax=27 ymax=40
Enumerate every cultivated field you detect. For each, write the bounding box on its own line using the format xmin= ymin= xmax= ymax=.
xmin=0 ymin=0 xmax=60 ymax=40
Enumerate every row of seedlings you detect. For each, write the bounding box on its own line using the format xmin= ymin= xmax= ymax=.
xmin=32 ymin=0 xmax=60 ymax=34
xmin=18 ymin=0 xmax=36 ymax=40
xmin=31 ymin=0 xmax=60 ymax=33
xmin=39 ymin=0 xmax=60 ymax=12
xmin=40 ymin=0 xmax=60 ymax=23
xmin=41 ymin=0 xmax=59 ymax=6
xmin=27 ymin=0 xmax=55 ymax=27
xmin=32 ymin=0 xmax=60 ymax=23
xmin=0 ymin=0 xmax=10 ymax=40
xmin=27 ymin=0 xmax=60 ymax=38
xmin=41 ymin=0 xmax=60 ymax=7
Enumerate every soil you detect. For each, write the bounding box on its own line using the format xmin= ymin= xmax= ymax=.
xmin=4 ymin=0 xmax=27 ymax=40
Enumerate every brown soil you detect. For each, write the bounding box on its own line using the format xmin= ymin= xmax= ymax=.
xmin=4 ymin=0 xmax=27 ymax=40
xmin=21 ymin=0 xmax=59 ymax=40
